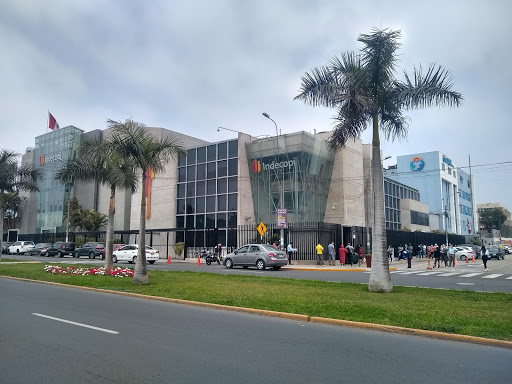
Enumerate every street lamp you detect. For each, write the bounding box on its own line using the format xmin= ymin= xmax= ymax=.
xmin=262 ymin=112 xmax=284 ymax=249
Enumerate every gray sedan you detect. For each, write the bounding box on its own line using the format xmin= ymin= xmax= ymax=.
xmin=223 ymin=244 xmax=288 ymax=270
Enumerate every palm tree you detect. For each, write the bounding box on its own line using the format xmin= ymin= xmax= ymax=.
xmin=295 ymin=28 xmax=462 ymax=292
xmin=108 ymin=119 xmax=185 ymax=285
xmin=0 ymin=150 xmax=40 ymax=260
xmin=56 ymin=139 xmax=138 ymax=270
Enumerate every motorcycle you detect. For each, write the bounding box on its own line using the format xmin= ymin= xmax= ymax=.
xmin=204 ymin=250 xmax=221 ymax=265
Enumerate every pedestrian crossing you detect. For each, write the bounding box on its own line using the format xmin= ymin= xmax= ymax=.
xmin=365 ymin=269 xmax=512 ymax=280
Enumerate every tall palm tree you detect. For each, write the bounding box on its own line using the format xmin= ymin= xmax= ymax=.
xmin=295 ymin=28 xmax=462 ymax=292
xmin=108 ymin=119 xmax=185 ymax=285
xmin=0 ymin=150 xmax=40 ymax=260
xmin=56 ymin=139 xmax=138 ymax=270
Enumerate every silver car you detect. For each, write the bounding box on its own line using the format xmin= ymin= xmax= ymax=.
xmin=223 ymin=244 xmax=288 ymax=270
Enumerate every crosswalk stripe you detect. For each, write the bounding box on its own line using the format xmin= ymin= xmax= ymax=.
xmin=416 ymin=271 xmax=443 ymax=276
xmin=482 ymin=274 xmax=503 ymax=279
xmin=437 ymin=272 xmax=460 ymax=277
xmin=459 ymin=273 xmax=483 ymax=278
xmin=396 ymin=271 xmax=423 ymax=275
xmin=507 ymin=276 xmax=512 ymax=280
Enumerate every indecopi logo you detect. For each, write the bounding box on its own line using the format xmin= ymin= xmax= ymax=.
xmin=410 ymin=156 xmax=425 ymax=171
xmin=251 ymin=160 xmax=262 ymax=173
xmin=39 ymin=155 xmax=45 ymax=166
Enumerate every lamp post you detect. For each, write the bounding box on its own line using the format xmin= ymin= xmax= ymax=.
xmin=262 ymin=112 xmax=284 ymax=249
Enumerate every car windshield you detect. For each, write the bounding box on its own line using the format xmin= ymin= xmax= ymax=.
xmin=261 ymin=244 xmax=280 ymax=252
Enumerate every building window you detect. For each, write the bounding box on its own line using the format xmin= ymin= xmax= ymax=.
xmin=442 ymin=163 xmax=445 ymax=171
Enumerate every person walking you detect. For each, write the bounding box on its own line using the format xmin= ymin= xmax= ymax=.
xmin=316 ymin=242 xmax=325 ymax=266
xmin=327 ymin=241 xmax=335 ymax=266
xmin=287 ymin=242 xmax=294 ymax=265
xmin=346 ymin=244 xmax=354 ymax=266
xmin=433 ymin=245 xmax=441 ymax=268
xmin=448 ymin=244 xmax=456 ymax=267
xmin=481 ymin=244 xmax=489 ymax=271
xmin=406 ymin=245 xmax=412 ymax=268
xmin=339 ymin=244 xmax=347 ymax=265
xmin=358 ymin=244 xmax=365 ymax=264
xmin=387 ymin=245 xmax=394 ymax=262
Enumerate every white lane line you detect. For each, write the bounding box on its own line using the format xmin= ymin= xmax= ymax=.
xmin=32 ymin=313 xmax=119 ymax=334
xmin=507 ymin=276 xmax=512 ymax=280
xmin=482 ymin=274 xmax=503 ymax=279
xmin=437 ymin=272 xmax=460 ymax=277
xmin=396 ymin=271 xmax=423 ymax=275
xmin=457 ymin=283 xmax=475 ymax=286
xmin=458 ymin=273 xmax=483 ymax=278
xmin=416 ymin=271 xmax=443 ymax=276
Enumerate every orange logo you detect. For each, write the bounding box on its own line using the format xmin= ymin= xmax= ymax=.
xmin=251 ymin=159 xmax=261 ymax=173
xmin=40 ymin=155 xmax=45 ymax=166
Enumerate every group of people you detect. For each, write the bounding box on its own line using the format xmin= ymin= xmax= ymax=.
xmin=314 ymin=241 xmax=365 ymax=266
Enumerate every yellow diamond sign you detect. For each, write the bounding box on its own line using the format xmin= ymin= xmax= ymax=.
xmin=257 ymin=222 xmax=267 ymax=236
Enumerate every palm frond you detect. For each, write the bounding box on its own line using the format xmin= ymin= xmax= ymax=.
xmin=396 ymin=64 xmax=463 ymax=109
xmin=294 ymin=65 xmax=341 ymax=108
xmin=328 ymin=104 xmax=372 ymax=149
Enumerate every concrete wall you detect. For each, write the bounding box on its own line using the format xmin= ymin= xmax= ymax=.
xmin=237 ymin=133 xmax=255 ymax=226
xmin=323 ymin=137 xmax=365 ymax=227
xmin=400 ymin=198 xmax=430 ymax=232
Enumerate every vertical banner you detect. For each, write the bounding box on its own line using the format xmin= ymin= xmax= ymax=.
xmin=276 ymin=208 xmax=288 ymax=228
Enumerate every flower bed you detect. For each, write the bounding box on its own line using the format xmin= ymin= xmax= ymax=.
xmin=44 ymin=265 xmax=134 ymax=277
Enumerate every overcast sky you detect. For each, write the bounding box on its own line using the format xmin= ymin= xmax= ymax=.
xmin=1 ymin=0 xmax=511 ymax=211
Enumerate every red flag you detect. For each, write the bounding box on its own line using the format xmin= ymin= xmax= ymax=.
xmin=49 ymin=112 xmax=60 ymax=130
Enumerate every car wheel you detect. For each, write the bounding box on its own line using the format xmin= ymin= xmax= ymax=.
xmin=148 ymin=260 xmax=155 ymax=264
xmin=74 ymin=251 xmax=79 ymax=258
xmin=58 ymin=251 xmax=64 ymax=258
xmin=113 ymin=255 xmax=118 ymax=263
xmin=460 ymin=255 xmax=466 ymax=261
xmin=256 ymin=259 xmax=266 ymax=270
xmin=225 ymin=258 xmax=233 ymax=269
xmin=16 ymin=249 xmax=20 ymax=255
xmin=88 ymin=251 xmax=95 ymax=259
xmin=132 ymin=256 xmax=137 ymax=264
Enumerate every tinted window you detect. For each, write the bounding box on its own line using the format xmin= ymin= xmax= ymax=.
xmin=207 ymin=145 xmax=216 ymax=161
xmin=197 ymin=147 xmax=206 ymax=163
xmin=218 ymin=142 xmax=227 ymax=159
xmin=187 ymin=148 xmax=196 ymax=165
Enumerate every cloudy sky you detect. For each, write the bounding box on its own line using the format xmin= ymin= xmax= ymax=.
xmin=1 ymin=0 xmax=511 ymax=211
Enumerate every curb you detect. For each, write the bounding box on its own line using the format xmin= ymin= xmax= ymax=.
xmin=283 ymin=267 xmax=397 ymax=272
xmin=1 ymin=275 xmax=510 ymax=349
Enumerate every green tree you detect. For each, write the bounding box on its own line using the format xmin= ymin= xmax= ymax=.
xmin=295 ymin=28 xmax=462 ymax=292
xmin=56 ymin=138 xmax=138 ymax=270
xmin=0 ymin=150 xmax=40 ymax=260
xmin=479 ymin=208 xmax=507 ymax=232
xmin=108 ymin=119 xmax=185 ymax=284
xmin=79 ymin=209 xmax=108 ymax=231
xmin=3 ymin=192 xmax=22 ymax=231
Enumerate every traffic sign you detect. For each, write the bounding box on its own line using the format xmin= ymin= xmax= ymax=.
xmin=257 ymin=222 xmax=267 ymax=236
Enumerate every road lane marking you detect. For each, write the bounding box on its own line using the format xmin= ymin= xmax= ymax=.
xmin=458 ymin=273 xmax=483 ymax=278
xmin=416 ymin=271 xmax=443 ymax=276
xmin=457 ymin=283 xmax=475 ymax=286
xmin=507 ymin=276 xmax=512 ymax=280
xmin=437 ymin=272 xmax=460 ymax=277
xmin=32 ymin=313 xmax=118 ymax=334
xmin=482 ymin=274 xmax=503 ymax=279
xmin=396 ymin=271 xmax=423 ymax=275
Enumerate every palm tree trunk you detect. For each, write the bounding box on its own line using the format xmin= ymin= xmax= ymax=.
xmin=133 ymin=173 xmax=148 ymax=285
xmin=368 ymin=115 xmax=393 ymax=292
xmin=104 ymin=186 xmax=115 ymax=271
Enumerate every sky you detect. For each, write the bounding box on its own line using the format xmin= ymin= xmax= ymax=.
xmin=1 ymin=0 xmax=511 ymax=211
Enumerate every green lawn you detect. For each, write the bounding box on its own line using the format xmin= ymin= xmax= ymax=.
xmin=1 ymin=262 xmax=511 ymax=341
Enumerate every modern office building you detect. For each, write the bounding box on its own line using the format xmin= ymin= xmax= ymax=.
xmin=384 ymin=151 xmax=477 ymax=235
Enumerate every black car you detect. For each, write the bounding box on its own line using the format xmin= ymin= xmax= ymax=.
xmin=74 ymin=242 xmax=105 ymax=259
xmin=45 ymin=242 xmax=76 ymax=257
xmin=29 ymin=243 xmax=53 ymax=256
xmin=487 ymin=246 xmax=504 ymax=260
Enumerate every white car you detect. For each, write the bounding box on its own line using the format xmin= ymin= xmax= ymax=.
xmin=112 ymin=244 xmax=159 ymax=264
xmin=8 ymin=241 xmax=35 ymax=255
xmin=455 ymin=246 xmax=475 ymax=261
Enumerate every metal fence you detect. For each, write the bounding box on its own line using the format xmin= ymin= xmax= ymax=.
xmin=386 ymin=230 xmax=466 ymax=254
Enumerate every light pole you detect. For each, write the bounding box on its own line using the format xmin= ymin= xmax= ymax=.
xmin=262 ymin=112 xmax=284 ymax=249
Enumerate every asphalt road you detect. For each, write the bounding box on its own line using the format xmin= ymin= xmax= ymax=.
xmin=1 ymin=278 xmax=511 ymax=384
xmin=5 ymin=253 xmax=512 ymax=293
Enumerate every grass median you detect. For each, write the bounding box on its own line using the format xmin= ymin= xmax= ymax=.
xmin=1 ymin=262 xmax=511 ymax=341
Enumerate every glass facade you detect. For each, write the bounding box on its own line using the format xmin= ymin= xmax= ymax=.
xmin=34 ymin=126 xmax=83 ymax=233
xmin=176 ymin=140 xmax=238 ymax=247
xmin=384 ymin=177 xmax=420 ymax=230
xmin=247 ymin=145 xmax=334 ymax=224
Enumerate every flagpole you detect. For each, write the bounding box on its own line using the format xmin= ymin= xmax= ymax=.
xmin=47 ymin=110 xmax=49 ymax=133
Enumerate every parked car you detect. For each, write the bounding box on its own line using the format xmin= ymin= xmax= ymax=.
xmin=459 ymin=244 xmax=481 ymax=258
xmin=223 ymin=244 xmax=288 ymax=270
xmin=500 ymin=244 xmax=510 ymax=254
xmin=29 ymin=243 xmax=53 ymax=256
xmin=45 ymin=242 xmax=76 ymax=257
xmin=99 ymin=244 xmax=126 ymax=260
xmin=2 ymin=242 xmax=14 ymax=254
xmin=488 ymin=246 xmax=504 ymax=260
xmin=112 ymin=244 xmax=159 ymax=264
xmin=74 ymin=242 xmax=105 ymax=259
xmin=8 ymin=241 xmax=35 ymax=255
xmin=455 ymin=246 xmax=475 ymax=261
